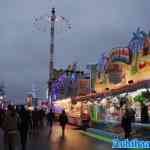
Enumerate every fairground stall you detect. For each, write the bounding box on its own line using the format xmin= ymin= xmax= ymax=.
xmin=53 ymin=98 xmax=72 ymax=120
xmin=53 ymin=94 xmax=98 ymax=126
xmin=69 ymin=94 xmax=95 ymax=126
xmin=93 ymin=28 xmax=150 ymax=138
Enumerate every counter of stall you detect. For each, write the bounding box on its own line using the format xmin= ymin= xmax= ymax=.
xmin=53 ymin=98 xmax=71 ymax=120
xmin=53 ymin=89 xmax=150 ymax=134
xmin=88 ymin=89 xmax=150 ymax=138
xmin=53 ymin=97 xmax=90 ymax=126
xmin=90 ymin=89 xmax=150 ymax=122
xmin=67 ymin=101 xmax=82 ymax=126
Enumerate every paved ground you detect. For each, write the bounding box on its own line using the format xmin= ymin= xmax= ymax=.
xmin=0 ymin=128 xmax=4 ymax=150
xmin=0 ymin=123 xmax=116 ymax=150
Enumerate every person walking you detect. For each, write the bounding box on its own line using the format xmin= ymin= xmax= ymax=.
xmin=18 ymin=106 xmax=30 ymax=150
xmin=47 ymin=109 xmax=55 ymax=136
xmin=59 ymin=110 xmax=68 ymax=136
xmin=32 ymin=108 xmax=39 ymax=132
xmin=27 ymin=110 xmax=33 ymax=138
xmin=0 ymin=109 xmax=5 ymax=128
xmin=121 ymin=108 xmax=132 ymax=139
xmin=39 ymin=109 xmax=45 ymax=128
xmin=2 ymin=105 xmax=18 ymax=150
xmin=129 ymin=107 xmax=136 ymax=123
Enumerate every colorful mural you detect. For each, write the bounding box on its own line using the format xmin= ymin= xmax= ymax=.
xmin=107 ymin=63 xmax=125 ymax=84
xmin=96 ymin=28 xmax=150 ymax=93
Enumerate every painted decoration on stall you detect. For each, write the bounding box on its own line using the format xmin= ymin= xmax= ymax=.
xmin=128 ymin=28 xmax=145 ymax=54
xmin=107 ymin=63 xmax=125 ymax=84
xmin=97 ymin=53 xmax=110 ymax=84
xmin=97 ymin=52 xmax=109 ymax=72
xmin=95 ymin=28 xmax=150 ymax=94
xmin=128 ymin=28 xmax=145 ymax=74
xmin=110 ymin=47 xmax=131 ymax=64
xmin=138 ymin=34 xmax=150 ymax=69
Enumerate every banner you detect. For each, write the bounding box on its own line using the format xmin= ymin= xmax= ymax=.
xmin=110 ymin=47 xmax=131 ymax=64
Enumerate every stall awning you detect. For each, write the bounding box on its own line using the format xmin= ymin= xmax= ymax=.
xmin=110 ymin=79 xmax=150 ymax=96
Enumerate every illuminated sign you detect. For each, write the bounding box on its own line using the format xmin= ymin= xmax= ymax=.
xmin=110 ymin=48 xmax=131 ymax=64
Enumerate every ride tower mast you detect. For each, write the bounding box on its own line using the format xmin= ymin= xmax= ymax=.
xmin=48 ymin=7 xmax=56 ymax=105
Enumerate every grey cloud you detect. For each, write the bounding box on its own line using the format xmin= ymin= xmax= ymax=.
xmin=0 ymin=0 xmax=150 ymax=102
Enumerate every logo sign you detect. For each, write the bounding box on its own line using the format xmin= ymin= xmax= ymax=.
xmin=110 ymin=47 xmax=131 ymax=64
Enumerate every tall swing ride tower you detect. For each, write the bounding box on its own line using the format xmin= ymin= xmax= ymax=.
xmin=48 ymin=7 xmax=55 ymax=103
xmin=34 ymin=7 xmax=71 ymax=104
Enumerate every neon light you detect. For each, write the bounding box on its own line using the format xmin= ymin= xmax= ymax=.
xmin=80 ymin=130 xmax=112 ymax=143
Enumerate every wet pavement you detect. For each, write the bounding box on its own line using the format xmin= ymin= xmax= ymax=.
xmin=28 ymin=123 xmax=114 ymax=150
xmin=0 ymin=123 xmax=115 ymax=150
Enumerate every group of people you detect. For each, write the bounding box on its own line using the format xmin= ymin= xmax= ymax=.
xmin=47 ymin=109 xmax=68 ymax=137
xmin=0 ymin=103 xmax=135 ymax=150
xmin=0 ymin=105 xmax=32 ymax=150
xmin=0 ymin=105 xmax=68 ymax=150
xmin=31 ymin=108 xmax=45 ymax=132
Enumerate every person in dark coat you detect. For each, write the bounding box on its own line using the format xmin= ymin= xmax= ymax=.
xmin=47 ymin=109 xmax=55 ymax=136
xmin=32 ymin=108 xmax=39 ymax=131
xmin=18 ymin=106 xmax=30 ymax=150
xmin=2 ymin=105 xmax=18 ymax=150
xmin=59 ymin=110 xmax=68 ymax=136
xmin=40 ymin=109 xmax=45 ymax=128
xmin=129 ymin=108 xmax=136 ymax=122
xmin=0 ymin=109 xmax=5 ymax=128
xmin=121 ymin=108 xmax=132 ymax=139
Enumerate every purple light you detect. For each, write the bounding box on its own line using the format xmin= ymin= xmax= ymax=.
xmin=71 ymin=73 xmax=77 ymax=81
xmin=51 ymin=73 xmax=68 ymax=100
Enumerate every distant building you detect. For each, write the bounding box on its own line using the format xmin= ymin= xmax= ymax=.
xmin=0 ymin=82 xmax=7 ymax=109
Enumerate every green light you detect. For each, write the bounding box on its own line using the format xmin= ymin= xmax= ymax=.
xmin=80 ymin=130 xmax=112 ymax=143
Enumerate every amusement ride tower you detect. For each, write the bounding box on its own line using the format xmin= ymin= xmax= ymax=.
xmin=34 ymin=7 xmax=71 ymax=105
xmin=48 ymin=7 xmax=55 ymax=104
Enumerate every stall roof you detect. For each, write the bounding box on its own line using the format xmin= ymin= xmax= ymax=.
xmin=71 ymin=79 xmax=150 ymax=102
xmin=110 ymin=79 xmax=150 ymax=96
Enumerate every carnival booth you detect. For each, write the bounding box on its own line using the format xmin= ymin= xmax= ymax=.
xmin=68 ymin=101 xmax=82 ymax=125
xmin=71 ymin=100 xmax=90 ymax=126
xmin=93 ymin=28 xmax=150 ymax=137
xmin=53 ymin=98 xmax=71 ymax=120
xmin=53 ymin=96 xmax=91 ymax=126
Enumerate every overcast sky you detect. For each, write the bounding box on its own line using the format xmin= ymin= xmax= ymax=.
xmin=0 ymin=0 xmax=150 ymax=103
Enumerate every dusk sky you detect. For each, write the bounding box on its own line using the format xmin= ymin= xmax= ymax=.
xmin=0 ymin=0 xmax=150 ymax=103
